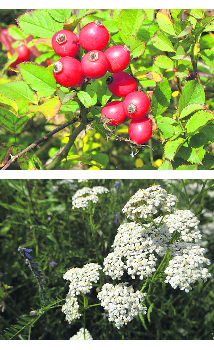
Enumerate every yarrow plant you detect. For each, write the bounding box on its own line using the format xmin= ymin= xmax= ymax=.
xmin=72 ymin=186 xmax=109 ymax=210
xmin=61 ymin=184 xmax=212 ymax=337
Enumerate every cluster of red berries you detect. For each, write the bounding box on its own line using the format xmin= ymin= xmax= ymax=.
xmin=52 ymin=20 xmax=152 ymax=145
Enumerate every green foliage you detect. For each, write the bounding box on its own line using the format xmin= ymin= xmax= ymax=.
xmin=0 ymin=9 xmax=214 ymax=169
xmin=0 ymin=179 xmax=214 ymax=339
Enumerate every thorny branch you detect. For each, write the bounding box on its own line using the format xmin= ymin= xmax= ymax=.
xmin=1 ymin=116 xmax=83 ymax=170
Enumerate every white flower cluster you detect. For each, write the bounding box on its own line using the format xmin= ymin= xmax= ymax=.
xmin=103 ymin=222 xmax=159 ymax=280
xmin=165 ymin=244 xmax=211 ymax=292
xmin=97 ymin=283 xmax=147 ymax=329
xmin=104 ymin=186 xmax=211 ymax=293
xmin=63 ymin=263 xmax=102 ymax=295
xmin=122 ymin=185 xmax=178 ymax=220
xmin=61 ymin=291 xmax=81 ymax=324
xmin=62 ymin=263 xmax=102 ymax=323
xmin=70 ymin=328 xmax=93 ymax=340
xmin=72 ymin=186 xmax=109 ymax=210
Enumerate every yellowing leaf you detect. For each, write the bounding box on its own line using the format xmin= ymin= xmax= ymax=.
xmin=27 ymin=96 xmax=61 ymax=121
xmin=135 ymin=71 xmax=163 ymax=82
xmin=156 ymin=10 xmax=176 ymax=36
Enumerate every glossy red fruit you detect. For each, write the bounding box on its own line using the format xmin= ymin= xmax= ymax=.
xmin=81 ymin=50 xmax=109 ymax=79
xmin=101 ymin=101 xmax=126 ymax=126
xmin=123 ymin=91 xmax=150 ymax=120
xmin=104 ymin=45 xmax=130 ymax=73
xmin=52 ymin=30 xmax=80 ymax=57
xmin=128 ymin=117 xmax=152 ymax=144
xmin=53 ymin=57 xmax=83 ymax=87
xmin=10 ymin=44 xmax=30 ymax=68
xmin=106 ymin=72 xmax=137 ymax=97
xmin=79 ymin=20 xmax=109 ymax=51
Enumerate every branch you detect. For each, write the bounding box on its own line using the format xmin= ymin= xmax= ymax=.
xmin=45 ymin=122 xmax=86 ymax=169
xmin=1 ymin=117 xmax=80 ymax=170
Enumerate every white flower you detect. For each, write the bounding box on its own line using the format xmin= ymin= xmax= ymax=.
xmin=122 ymin=185 xmax=178 ymax=221
xmin=63 ymin=263 xmax=102 ymax=295
xmin=72 ymin=186 xmax=109 ymax=210
xmin=97 ymin=283 xmax=147 ymax=329
xmin=164 ymin=244 xmax=211 ymax=292
xmin=70 ymin=328 xmax=93 ymax=340
xmin=62 ymin=291 xmax=81 ymax=324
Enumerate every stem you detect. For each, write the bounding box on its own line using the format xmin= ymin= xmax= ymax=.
xmin=1 ymin=117 xmax=80 ymax=170
xmin=45 ymin=122 xmax=86 ymax=169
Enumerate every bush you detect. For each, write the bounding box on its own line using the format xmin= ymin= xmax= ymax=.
xmin=0 ymin=179 xmax=214 ymax=340
xmin=1 ymin=9 xmax=214 ymax=170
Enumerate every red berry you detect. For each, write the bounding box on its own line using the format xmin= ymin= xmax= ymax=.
xmin=106 ymin=72 xmax=137 ymax=97
xmin=52 ymin=30 xmax=80 ymax=57
xmin=104 ymin=45 xmax=130 ymax=73
xmin=81 ymin=50 xmax=109 ymax=79
xmin=123 ymin=91 xmax=150 ymax=120
xmin=53 ymin=57 xmax=83 ymax=87
xmin=101 ymin=101 xmax=126 ymax=126
xmin=10 ymin=44 xmax=30 ymax=68
xmin=46 ymin=59 xmax=52 ymax=66
xmin=128 ymin=117 xmax=152 ymax=144
xmin=79 ymin=20 xmax=109 ymax=51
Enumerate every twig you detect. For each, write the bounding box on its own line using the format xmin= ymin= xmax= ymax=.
xmin=1 ymin=117 xmax=80 ymax=170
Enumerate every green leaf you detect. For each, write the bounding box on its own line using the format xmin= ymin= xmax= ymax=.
xmin=164 ymin=137 xmax=186 ymax=160
xmin=150 ymin=30 xmax=175 ymax=52
xmin=19 ymin=62 xmax=56 ymax=99
xmin=189 ymin=9 xmax=204 ymax=19
xmin=96 ymin=75 xmax=112 ymax=106
xmin=0 ymin=108 xmax=28 ymax=134
xmin=147 ymin=303 xmax=154 ymax=322
xmin=173 ymin=19 xmax=193 ymax=38
xmin=187 ymin=146 xmax=206 ymax=164
xmin=156 ymin=10 xmax=176 ymax=35
xmin=0 ymin=81 xmax=36 ymax=104
xmin=200 ymin=49 xmax=214 ymax=68
xmin=118 ymin=9 xmax=145 ymax=42
xmin=198 ymin=153 xmax=214 ymax=170
xmin=151 ymin=77 xmax=171 ymax=116
xmin=177 ymin=142 xmax=206 ymax=164
xmin=127 ymin=36 xmax=146 ymax=59
xmin=92 ymin=153 xmax=109 ymax=168
xmin=172 ymin=45 xmax=187 ymax=60
xmin=176 ymin=164 xmax=198 ymax=170
xmin=143 ymin=9 xmax=155 ymax=21
xmin=193 ymin=16 xmax=214 ymax=38
xmin=46 ymin=234 xmax=58 ymax=244
xmin=170 ymin=10 xmax=182 ymax=19
xmin=156 ymin=116 xmax=175 ymax=138
xmin=85 ymin=82 xmax=98 ymax=106
xmin=185 ymin=110 xmax=214 ymax=134
xmin=47 ymin=9 xmax=72 ymax=22
xmin=158 ymin=160 xmax=173 ymax=170
xmin=77 ymin=91 xmax=93 ymax=108
xmin=0 ymin=143 xmax=14 ymax=167
xmin=17 ymin=10 xmax=63 ymax=39
xmin=103 ymin=20 xmax=118 ymax=33
xmin=200 ymin=124 xmax=214 ymax=142
xmin=180 ymin=103 xmax=205 ymax=119
xmin=153 ymin=55 xmax=174 ymax=69
xmin=8 ymin=24 xmax=28 ymax=40
xmin=179 ymin=80 xmax=205 ymax=116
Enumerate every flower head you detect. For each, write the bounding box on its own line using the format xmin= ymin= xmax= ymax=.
xmin=122 ymin=185 xmax=178 ymax=221
xmin=97 ymin=283 xmax=147 ymax=329
xmin=72 ymin=186 xmax=109 ymax=210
